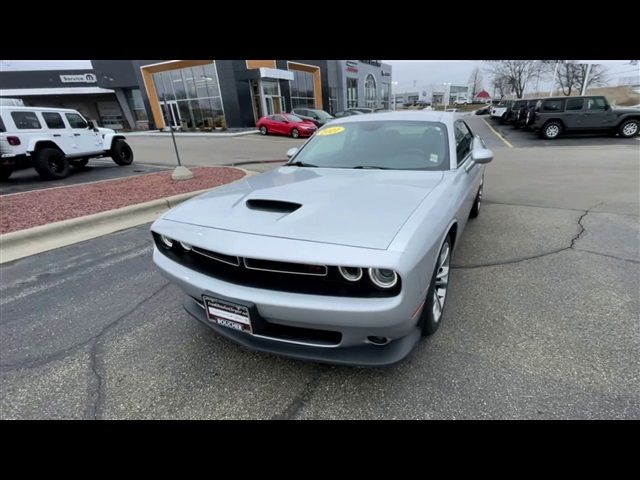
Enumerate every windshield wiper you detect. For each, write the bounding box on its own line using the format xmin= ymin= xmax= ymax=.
xmin=352 ymin=165 xmax=391 ymax=170
xmin=286 ymin=161 xmax=317 ymax=167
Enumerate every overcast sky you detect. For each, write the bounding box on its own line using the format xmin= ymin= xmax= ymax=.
xmin=383 ymin=60 xmax=640 ymax=95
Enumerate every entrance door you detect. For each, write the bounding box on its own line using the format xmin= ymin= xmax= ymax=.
xmin=161 ymin=101 xmax=182 ymax=128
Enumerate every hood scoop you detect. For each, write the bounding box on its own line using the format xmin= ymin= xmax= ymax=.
xmin=246 ymin=199 xmax=302 ymax=213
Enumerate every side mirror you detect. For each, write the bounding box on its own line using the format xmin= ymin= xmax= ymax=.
xmin=286 ymin=147 xmax=299 ymax=159
xmin=88 ymin=119 xmax=100 ymax=131
xmin=604 ymin=104 xmax=609 ymax=111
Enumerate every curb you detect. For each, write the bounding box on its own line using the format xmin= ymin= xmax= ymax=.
xmin=0 ymin=168 xmax=256 ymax=264
xmin=124 ymin=130 xmax=259 ymax=138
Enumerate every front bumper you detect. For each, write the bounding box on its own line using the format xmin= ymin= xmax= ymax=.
xmin=153 ymin=247 xmax=425 ymax=366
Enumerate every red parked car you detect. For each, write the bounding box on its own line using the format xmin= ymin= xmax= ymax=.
xmin=256 ymin=114 xmax=317 ymax=138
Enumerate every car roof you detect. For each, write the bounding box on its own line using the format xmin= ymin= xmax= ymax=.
xmin=0 ymin=106 xmax=78 ymax=113
xmin=329 ymin=110 xmax=457 ymax=126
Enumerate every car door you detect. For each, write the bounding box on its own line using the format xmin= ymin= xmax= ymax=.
xmin=451 ymin=120 xmax=482 ymax=231
xmin=564 ymin=97 xmax=585 ymax=129
xmin=40 ymin=111 xmax=75 ymax=155
xmin=271 ymin=115 xmax=287 ymax=134
xmin=582 ymin=97 xmax=615 ymax=130
xmin=63 ymin=112 xmax=103 ymax=156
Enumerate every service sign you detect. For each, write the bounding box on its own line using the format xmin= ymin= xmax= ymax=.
xmin=59 ymin=73 xmax=97 ymax=83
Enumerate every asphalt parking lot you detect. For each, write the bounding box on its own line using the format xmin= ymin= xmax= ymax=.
xmin=1 ymin=117 xmax=638 ymax=419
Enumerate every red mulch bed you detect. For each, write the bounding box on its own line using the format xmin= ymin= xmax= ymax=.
xmin=0 ymin=167 xmax=245 ymax=234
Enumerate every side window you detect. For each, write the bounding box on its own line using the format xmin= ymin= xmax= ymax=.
xmin=65 ymin=113 xmax=88 ymax=129
xmin=11 ymin=111 xmax=42 ymax=129
xmin=273 ymin=115 xmax=285 ymax=122
xmin=454 ymin=121 xmax=473 ymax=166
xmin=542 ymin=99 xmax=565 ymax=112
xmin=42 ymin=112 xmax=66 ymax=129
xmin=566 ymin=98 xmax=584 ymax=111
xmin=586 ymin=98 xmax=606 ymax=111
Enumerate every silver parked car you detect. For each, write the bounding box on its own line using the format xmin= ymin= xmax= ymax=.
xmin=151 ymin=112 xmax=493 ymax=366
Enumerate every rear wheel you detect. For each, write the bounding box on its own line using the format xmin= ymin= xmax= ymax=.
xmin=618 ymin=119 xmax=639 ymax=138
xmin=259 ymin=126 xmax=268 ymax=135
xmin=541 ymin=121 xmax=562 ymax=139
xmin=0 ymin=166 xmax=12 ymax=181
xmin=291 ymin=128 xmax=300 ymax=138
xmin=420 ymin=236 xmax=451 ymax=336
xmin=110 ymin=139 xmax=134 ymax=166
xmin=34 ymin=148 xmax=70 ymax=180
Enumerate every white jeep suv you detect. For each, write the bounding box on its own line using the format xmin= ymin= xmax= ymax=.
xmin=0 ymin=106 xmax=134 ymax=180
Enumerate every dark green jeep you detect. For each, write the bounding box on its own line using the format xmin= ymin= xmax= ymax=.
xmin=530 ymin=95 xmax=640 ymax=139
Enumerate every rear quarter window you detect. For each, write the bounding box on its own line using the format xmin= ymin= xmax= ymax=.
xmin=11 ymin=111 xmax=42 ymax=129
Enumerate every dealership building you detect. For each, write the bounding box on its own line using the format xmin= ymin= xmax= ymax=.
xmin=0 ymin=60 xmax=392 ymax=131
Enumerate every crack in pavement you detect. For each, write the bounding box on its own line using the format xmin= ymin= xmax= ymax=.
xmin=452 ymin=202 xmax=604 ymax=270
xmin=572 ymin=248 xmax=640 ymax=264
xmin=271 ymin=366 xmax=327 ymax=420
xmin=84 ymin=281 xmax=170 ymax=420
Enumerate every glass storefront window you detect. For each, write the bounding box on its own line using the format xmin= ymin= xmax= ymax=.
xmin=347 ymin=78 xmax=358 ymax=108
xmin=365 ymin=74 xmax=377 ymax=108
xmin=291 ymin=70 xmax=315 ymax=109
xmin=153 ymin=62 xmax=224 ymax=130
xmin=171 ymin=70 xmax=186 ymax=100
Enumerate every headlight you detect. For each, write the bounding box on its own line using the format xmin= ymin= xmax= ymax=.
xmin=338 ymin=266 xmax=363 ymax=282
xmin=368 ymin=268 xmax=398 ymax=289
xmin=179 ymin=241 xmax=192 ymax=251
xmin=159 ymin=235 xmax=173 ymax=249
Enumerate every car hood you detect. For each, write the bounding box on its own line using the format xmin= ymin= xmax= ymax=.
xmin=613 ymin=107 xmax=640 ymax=114
xmin=164 ymin=167 xmax=444 ymax=249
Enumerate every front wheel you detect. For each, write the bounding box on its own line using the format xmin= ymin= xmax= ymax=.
xmin=291 ymin=128 xmax=300 ymax=138
xmin=618 ymin=119 xmax=639 ymax=138
xmin=110 ymin=139 xmax=134 ymax=166
xmin=541 ymin=121 xmax=562 ymax=139
xmin=420 ymin=236 xmax=451 ymax=336
xmin=469 ymin=176 xmax=483 ymax=218
xmin=259 ymin=126 xmax=268 ymax=135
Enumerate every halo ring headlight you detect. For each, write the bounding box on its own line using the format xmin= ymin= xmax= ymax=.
xmin=159 ymin=235 xmax=173 ymax=249
xmin=179 ymin=241 xmax=192 ymax=251
xmin=338 ymin=266 xmax=363 ymax=282
xmin=368 ymin=268 xmax=398 ymax=289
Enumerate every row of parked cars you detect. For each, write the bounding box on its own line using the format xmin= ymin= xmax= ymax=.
xmin=256 ymin=107 xmax=393 ymax=138
xmin=484 ymin=95 xmax=640 ymax=139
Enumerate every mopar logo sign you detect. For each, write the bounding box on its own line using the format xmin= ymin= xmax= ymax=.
xmin=59 ymin=73 xmax=97 ymax=83
xmin=345 ymin=61 xmax=358 ymax=73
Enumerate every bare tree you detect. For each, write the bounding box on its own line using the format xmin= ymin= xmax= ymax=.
xmin=468 ymin=67 xmax=484 ymax=100
xmin=486 ymin=60 xmax=544 ymax=98
xmin=492 ymin=74 xmax=509 ymax=98
xmin=554 ymin=61 xmax=608 ymax=95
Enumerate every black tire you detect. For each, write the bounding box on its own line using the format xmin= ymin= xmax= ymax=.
xmin=259 ymin=126 xmax=268 ymax=135
xmin=540 ymin=121 xmax=562 ymax=140
xmin=0 ymin=166 xmax=12 ymax=181
xmin=291 ymin=128 xmax=300 ymax=138
xmin=70 ymin=159 xmax=89 ymax=168
xmin=469 ymin=176 xmax=483 ymax=218
xmin=420 ymin=236 xmax=452 ymax=336
xmin=618 ymin=119 xmax=639 ymax=138
xmin=110 ymin=139 xmax=134 ymax=166
xmin=33 ymin=148 xmax=70 ymax=180
xmin=499 ymin=113 xmax=507 ymax=125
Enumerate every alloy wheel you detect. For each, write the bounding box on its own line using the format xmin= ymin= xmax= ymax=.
xmin=622 ymin=122 xmax=638 ymax=137
xmin=432 ymin=242 xmax=450 ymax=323
xmin=546 ymin=124 xmax=560 ymax=138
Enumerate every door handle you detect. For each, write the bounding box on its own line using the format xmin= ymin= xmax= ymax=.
xmin=73 ymin=133 xmax=81 ymax=136
xmin=53 ymin=134 xmax=61 ymax=137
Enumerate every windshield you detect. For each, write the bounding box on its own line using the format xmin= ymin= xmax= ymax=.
xmin=288 ymin=121 xmax=449 ymax=171
xmin=309 ymin=109 xmax=333 ymax=120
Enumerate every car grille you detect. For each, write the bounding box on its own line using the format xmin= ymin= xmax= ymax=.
xmin=153 ymin=233 xmax=400 ymax=297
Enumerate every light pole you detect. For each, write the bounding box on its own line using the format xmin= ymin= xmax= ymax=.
xmin=391 ymin=81 xmax=398 ymax=110
xmin=443 ymin=82 xmax=451 ymax=111
xmin=581 ymin=63 xmax=593 ymax=96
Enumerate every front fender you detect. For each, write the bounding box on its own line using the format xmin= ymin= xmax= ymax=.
xmin=102 ymin=134 xmax=126 ymax=151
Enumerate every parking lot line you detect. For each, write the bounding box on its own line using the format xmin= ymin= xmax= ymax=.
xmin=482 ymin=119 xmax=514 ymax=148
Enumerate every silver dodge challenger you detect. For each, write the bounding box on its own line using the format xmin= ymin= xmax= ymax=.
xmin=151 ymin=111 xmax=493 ymax=366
